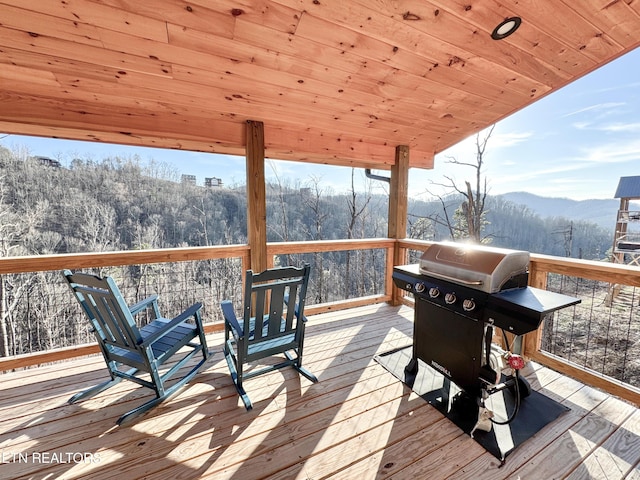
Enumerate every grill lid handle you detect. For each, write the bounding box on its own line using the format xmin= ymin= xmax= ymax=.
xmin=420 ymin=270 xmax=483 ymax=286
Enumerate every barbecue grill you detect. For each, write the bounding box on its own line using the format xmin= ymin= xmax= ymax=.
xmin=393 ymin=242 xmax=580 ymax=432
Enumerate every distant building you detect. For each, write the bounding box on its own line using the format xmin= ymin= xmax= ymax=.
xmin=612 ymin=175 xmax=640 ymax=265
xmin=205 ymin=177 xmax=223 ymax=188
xmin=34 ymin=156 xmax=61 ymax=168
xmin=614 ymin=176 xmax=640 ymax=199
xmin=181 ymin=174 xmax=197 ymax=186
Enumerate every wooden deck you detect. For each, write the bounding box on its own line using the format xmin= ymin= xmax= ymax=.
xmin=1 ymin=304 xmax=640 ymax=479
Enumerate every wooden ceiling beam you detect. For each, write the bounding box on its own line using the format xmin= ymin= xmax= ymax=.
xmin=0 ymin=74 xmax=453 ymax=150
xmin=1 ymin=0 xmax=639 ymax=170
xmin=0 ymin=90 xmax=437 ymax=168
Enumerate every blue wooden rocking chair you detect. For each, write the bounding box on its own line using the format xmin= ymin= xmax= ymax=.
xmin=221 ymin=264 xmax=317 ymax=410
xmin=63 ymin=270 xmax=210 ymax=425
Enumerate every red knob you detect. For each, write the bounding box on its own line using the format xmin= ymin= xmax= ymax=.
xmin=507 ymin=354 xmax=525 ymax=370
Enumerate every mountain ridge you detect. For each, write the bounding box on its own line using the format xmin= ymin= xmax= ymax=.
xmin=497 ymin=192 xmax=633 ymax=230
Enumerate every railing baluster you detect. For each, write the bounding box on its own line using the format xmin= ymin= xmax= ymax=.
xmin=1 ymin=238 xmax=638 ymax=404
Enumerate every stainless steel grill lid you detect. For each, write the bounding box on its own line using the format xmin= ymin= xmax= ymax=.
xmin=419 ymin=242 xmax=530 ymax=293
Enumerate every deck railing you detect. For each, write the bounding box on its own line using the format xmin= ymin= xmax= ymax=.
xmin=525 ymin=253 xmax=640 ymax=404
xmin=398 ymin=239 xmax=640 ymax=405
xmin=1 ymin=238 xmax=639 ymax=405
xmin=0 ymin=239 xmax=394 ymax=371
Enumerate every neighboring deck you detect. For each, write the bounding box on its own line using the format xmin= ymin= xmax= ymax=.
xmin=1 ymin=304 xmax=640 ymax=479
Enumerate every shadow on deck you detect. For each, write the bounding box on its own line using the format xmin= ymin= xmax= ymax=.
xmin=1 ymin=304 xmax=639 ymax=479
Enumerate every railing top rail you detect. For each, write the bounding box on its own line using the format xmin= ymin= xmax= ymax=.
xmin=396 ymin=238 xmax=434 ymax=250
xmin=529 ymin=252 xmax=640 ymax=286
xmin=4 ymin=236 xmax=640 ymax=286
xmin=0 ymin=245 xmax=251 ymax=274
xmin=267 ymin=238 xmax=395 ymax=254
xmin=0 ymin=238 xmax=397 ymax=275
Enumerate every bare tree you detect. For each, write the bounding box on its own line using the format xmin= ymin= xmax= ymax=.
xmin=425 ymin=125 xmax=495 ymax=243
xmin=407 ymin=215 xmax=435 ymax=241
xmin=302 ymin=176 xmax=329 ymax=303
xmin=0 ymin=177 xmax=38 ymax=356
xmin=268 ymin=161 xmax=303 ymax=267
xmin=79 ymin=200 xmax=118 ymax=252
xmin=345 ymin=169 xmax=372 ymax=296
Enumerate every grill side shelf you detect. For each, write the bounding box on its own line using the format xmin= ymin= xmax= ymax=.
xmin=484 ymin=287 xmax=581 ymax=336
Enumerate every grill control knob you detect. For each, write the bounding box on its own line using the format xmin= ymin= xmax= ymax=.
xmin=444 ymin=293 xmax=456 ymax=304
xmin=414 ymin=282 xmax=426 ymax=293
xmin=462 ymin=299 xmax=476 ymax=311
xmin=428 ymin=287 xmax=440 ymax=298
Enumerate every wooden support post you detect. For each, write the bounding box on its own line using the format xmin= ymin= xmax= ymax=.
xmin=522 ymin=262 xmax=548 ymax=358
xmin=388 ymin=145 xmax=409 ymax=306
xmin=246 ymin=120 xmax=268 ymax=274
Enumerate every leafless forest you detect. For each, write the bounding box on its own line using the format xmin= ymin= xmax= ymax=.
xmin=0 ymin=146 xmax=621 ymax=386
xmin=0 ymin=148 xmax=389 ymax=357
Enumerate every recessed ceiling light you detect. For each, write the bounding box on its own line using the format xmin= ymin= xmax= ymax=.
xmin=491 ymin=17 xmax=522 ymax=40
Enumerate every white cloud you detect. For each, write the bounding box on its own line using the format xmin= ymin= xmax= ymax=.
xmin=562 ymin=102 xmax=626 ymax=118
xmin=578 ymin=139 xmax=640 ymax=164
xmin=571 ymin=121 xmax=640 ymax=133
xmin=598 ymin=122 xmax=640 ymax=133
xmin=575 ymin=82 xmax=640 ymax=97
xmin=438 ymin=128 xmax=535 ymax=161
xmin=490 ymin=131 xmax=534 ymax=148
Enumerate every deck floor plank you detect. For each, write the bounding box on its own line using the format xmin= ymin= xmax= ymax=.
xmin=452 ymin=376 xmax=611 ymax=479
xmin=0 ymin=304 xmax=638 ymax=480
xmin=509 ymin=395 xmax=637 ymax=480
xmin=566 ymin=408 xmax=640 ymax=480
xmin=326 ymin=417 xmax=466 ymax=480
xmin=205 ymin=387 xmax=440 ymax=480
xmin=626 ymin=465 xmax=640 ymax=479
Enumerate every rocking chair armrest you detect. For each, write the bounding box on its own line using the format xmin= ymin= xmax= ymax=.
xmin=129 ymin=294 xmax=160 ymax=317
xmin=140 ymin=302 xmax=203 ymax=348
xmin=221 ymin=300 xmax=244 ymax=337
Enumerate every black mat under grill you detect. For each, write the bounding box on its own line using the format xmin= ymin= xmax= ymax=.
xmin=374 ymin=345 xmax=570 ymax=462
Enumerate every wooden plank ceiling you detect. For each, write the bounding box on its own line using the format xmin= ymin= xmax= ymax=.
xmin=1 ymin=0 xmax=640 ymax=170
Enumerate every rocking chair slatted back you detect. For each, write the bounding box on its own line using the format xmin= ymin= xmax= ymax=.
xmin=221 ymin=264 xmax=317 ymax=410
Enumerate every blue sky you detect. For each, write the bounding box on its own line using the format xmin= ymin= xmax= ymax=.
xmin=2 ymin=47 xmax=640 ymax=201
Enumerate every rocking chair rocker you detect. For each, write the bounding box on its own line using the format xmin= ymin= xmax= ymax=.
xmin=221 ymin=264 xmax=317 ymax=410
xmin=63 ymin=270 xmax=210 ymax=425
